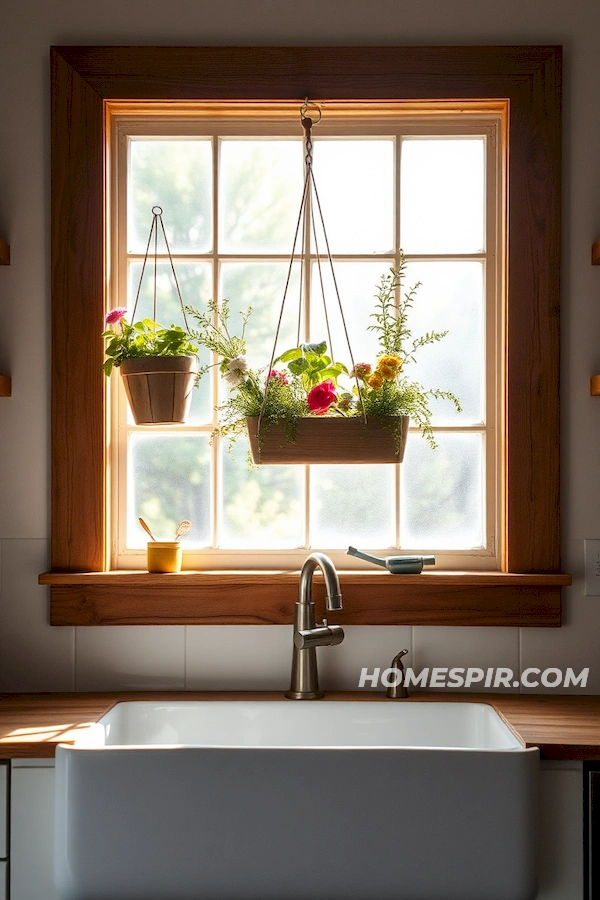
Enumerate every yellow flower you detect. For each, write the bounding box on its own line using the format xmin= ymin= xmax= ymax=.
xmin=377 ymin=363 xmax=397 ymax=381
xmin=377 ymin=354 xmax=402 ymax=376
xmin=367 ymin=372 xmax=384 ymax=389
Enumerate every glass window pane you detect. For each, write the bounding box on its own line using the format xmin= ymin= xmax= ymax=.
xmin=400 ymin=432 xmax=484 ymax=549
xmin=220 ymin=262 xmax=301 ymax=371
xmin=309 ymin=261 xmax=392 ymax=368
xmin=219 ymin=140 xmax=303 ymax=253
xmin=403 ymin=261 xmax=484 ymax=425
xmin=400 ymin=138 xmax=485 ymax=254
xmin=310 ymin=465 xmax=395 ymax=548
xmin=128 ymin=434 xmax=211 ymax=548
xmin=312 ymin=139 xmax=394 ymax=253
xmin=219 ymin=435 xmax=303 ymax=549
xmin=127 ymin=261 xmax=213 ymax=425
xmin=128 ymin=140 xmax=212 ymax=253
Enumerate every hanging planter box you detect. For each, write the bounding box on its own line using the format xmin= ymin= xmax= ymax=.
xmin=120 ymin=356 xmax=198 ymax=425
xmin=246 ymin=415 xmax=409 ymax=465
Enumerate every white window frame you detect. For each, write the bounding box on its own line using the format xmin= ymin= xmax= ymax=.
xmin=108 ymin=103 xmax=504 ymax=572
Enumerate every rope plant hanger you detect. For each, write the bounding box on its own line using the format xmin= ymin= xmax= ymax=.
xmin=245 ymin=100 xmax=409 ymax=465
xmin=110 ymin=206 xmax=199 ymax=426
xmin=131 ymin=205 xmax=191 ymax=333
xmin=259 ymin=100 xmax=366 ymax=433
xmin=182 ymin=102 xmax=460 ymax=463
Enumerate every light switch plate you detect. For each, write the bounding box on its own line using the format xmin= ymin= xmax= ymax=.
xmin=584 ymin=539 xmax=600 ymax=595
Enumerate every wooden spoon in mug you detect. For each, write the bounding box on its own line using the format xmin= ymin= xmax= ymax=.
xmin=138 ymin=517 xmax=158 ymax=542
xmin=175 ymin=519 xmax=192 ymax=540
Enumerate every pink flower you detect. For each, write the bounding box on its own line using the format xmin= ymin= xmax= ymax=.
xmin=105 ymin=307 xmax=128 ymax=326
xmin=268 ymin=369 xmax=289 ymax=386
xmin=350 ymin=362 xmax=372 ymax=380
xmin=307 ymin=380 xmax=337 ymax=415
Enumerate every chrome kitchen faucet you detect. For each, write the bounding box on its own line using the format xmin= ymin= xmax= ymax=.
xmin=285 ymin=552 xmax=344 ymax=700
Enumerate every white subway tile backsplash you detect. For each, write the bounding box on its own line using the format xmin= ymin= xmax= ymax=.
xmin=520 ymin=583 xmax=600 ymax=693
xmin=75 ymin=626 xmax=185 ymax=691
xmin=185 ymin=625 xmax=413 ymax=693
xmin=185 ymin=626 xmax=291 ymax=690
xmin=319 ymin=625 xmax=412 ymax=691
xmin=0 ymin=539 xmax=74 ymax=691
xmin=412 ymin=625 xmax=520 ymax=692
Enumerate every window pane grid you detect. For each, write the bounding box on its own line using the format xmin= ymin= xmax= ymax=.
xmin=113 ymin=117 xmax=498 ymax=567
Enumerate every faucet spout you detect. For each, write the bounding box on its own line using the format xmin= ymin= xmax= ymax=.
xmin=299 ymin=552 xmax=343 ymax=611
xmin=285 ymin=553 xmax=344 ymax=700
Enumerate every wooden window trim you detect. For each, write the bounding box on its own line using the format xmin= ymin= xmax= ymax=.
xmin=47 ymin=45 xmax=567 ymax=626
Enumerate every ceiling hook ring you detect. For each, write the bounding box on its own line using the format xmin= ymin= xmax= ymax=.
xmin=300 ymin=97 xmax=322 ymax=125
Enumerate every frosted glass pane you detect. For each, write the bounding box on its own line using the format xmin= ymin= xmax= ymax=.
xmin=220 ymin=435 xmax=303 ymax=548
xmin=311 ymin=140 xmax=394 ymax=253
xmin=128 ymin=140 xmax=212 ymax=253
xmin=219 ymin=140 xmax=303 ymax=253
xmin=310 ymin=465 xmax=394 ymax=548
xmin=400 ymin=138 xmax=485 ymax=254
xmin=127 ymin=261 xmax=213 ymax=425
xmin=400 ymin=432 xmax=483 ymax=549
xmin=128 ymin=434 xmax=211 ymax=548
xmin=309 ymin=261 xmax=391 ymax=367
xmin=220 ymin=262 xmax=301 ymax=370
xmin=403 ymin=261 xmax=484 ymax=425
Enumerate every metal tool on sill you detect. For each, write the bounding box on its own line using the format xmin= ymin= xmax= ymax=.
xmin=347 ymin=547 xmax=435 ymax=574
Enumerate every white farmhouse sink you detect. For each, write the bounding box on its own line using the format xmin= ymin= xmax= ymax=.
xmin=55 ymin=700 xmax=539 ymax=900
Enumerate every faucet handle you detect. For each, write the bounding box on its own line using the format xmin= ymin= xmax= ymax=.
xmin=295 ymin=623 xmax=345 ymax=649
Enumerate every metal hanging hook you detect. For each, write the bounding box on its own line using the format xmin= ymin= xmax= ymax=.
xmin=300 ymin=98 xmax=321 ymax=169
xmin=299 ymin=97 xmax=322 ymax=125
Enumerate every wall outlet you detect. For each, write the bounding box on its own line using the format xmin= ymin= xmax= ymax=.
xmin=584 ymin=540 xmax=600 ymax=595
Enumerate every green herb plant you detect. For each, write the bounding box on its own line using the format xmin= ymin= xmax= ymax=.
xmin=103 ymin=309 xmax=198 ymax=376
xmin=360 ymin=253 xmax=462 ymax=446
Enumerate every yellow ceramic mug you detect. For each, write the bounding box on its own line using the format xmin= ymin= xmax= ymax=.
xmin=147 ymin=541 xmax=182 ymax=573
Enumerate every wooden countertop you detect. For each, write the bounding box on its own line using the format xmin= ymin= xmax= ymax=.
xmin=0 ymin=691 xmax=599 ymax=760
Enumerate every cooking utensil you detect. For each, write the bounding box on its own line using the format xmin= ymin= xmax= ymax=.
xmin=174 ymin=519 xmax=192 ymax=540
xmin=138 ymin=517 xmax=158 ymax=542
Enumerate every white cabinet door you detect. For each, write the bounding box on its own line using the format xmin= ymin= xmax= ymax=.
xmin=0 ymin=861 xmax=7 ymax=900
xmin=10 ymin=765 xmax=61 ymax=900
xmin=536 ymin=762 xmax=583 ymax=900
xmin=0 ymin=763 xmax=7 ymax=859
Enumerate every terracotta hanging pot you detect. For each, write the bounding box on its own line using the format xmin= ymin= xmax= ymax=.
xmin=246 ymin=415 xmax=409 ymax=465
xmin=120 ymin=356 xmax=198 ymax=425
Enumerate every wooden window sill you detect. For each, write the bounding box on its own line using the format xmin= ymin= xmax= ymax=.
xmin=39 ymin=570 xmax=571 ymax=627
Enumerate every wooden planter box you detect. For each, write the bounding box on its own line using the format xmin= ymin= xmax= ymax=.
xmin=246 ymin=415 xmax=409 ymax=465
xmin=120 ymin=356 xmax=198 ymax=425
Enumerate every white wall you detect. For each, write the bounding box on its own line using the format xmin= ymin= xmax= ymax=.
xmin=0 ymin=0 xmax=599 ymax=693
